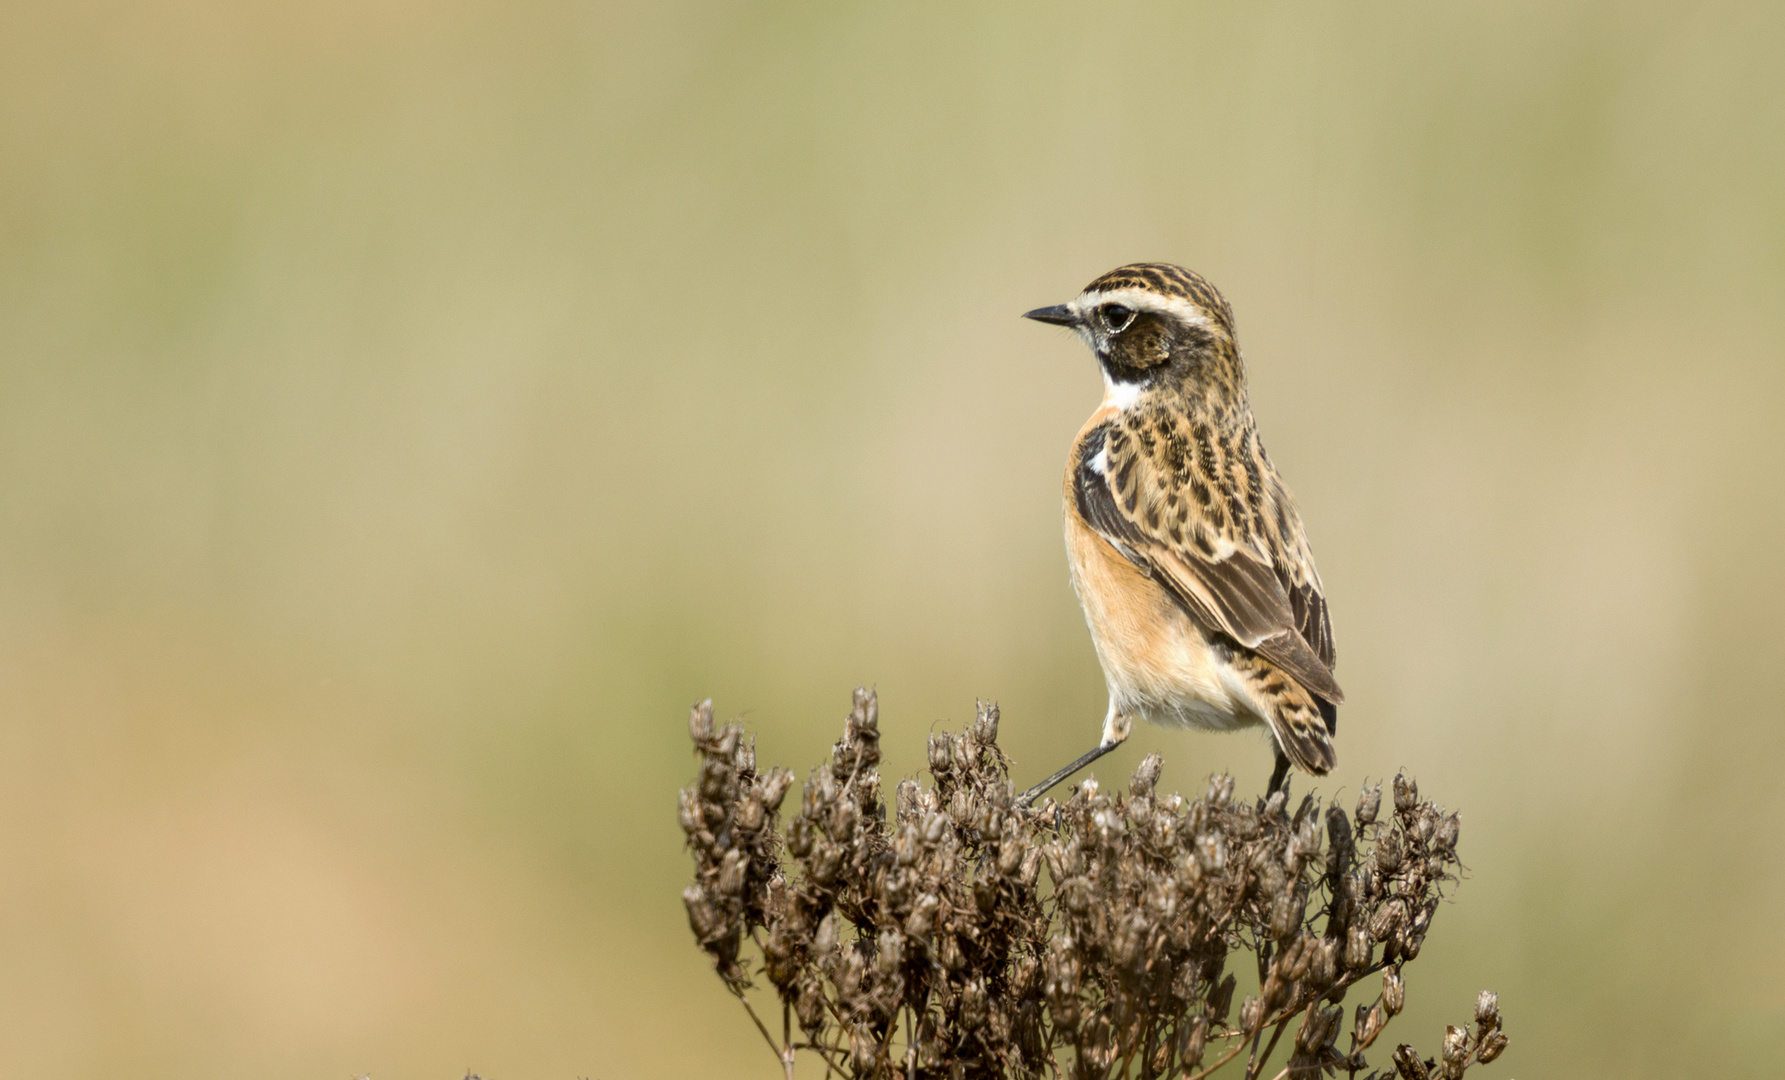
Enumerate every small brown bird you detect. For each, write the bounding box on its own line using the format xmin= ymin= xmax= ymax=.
xmin=1020 ymin=263 xmax=1341 ymax=803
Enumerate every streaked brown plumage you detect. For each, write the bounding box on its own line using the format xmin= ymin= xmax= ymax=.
xmin=1021 ymin=263 xmax=1341 ymax=802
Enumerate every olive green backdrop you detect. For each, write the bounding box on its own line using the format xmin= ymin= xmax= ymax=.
xmin=1 ymin=1 xmax=1781 ymax=1076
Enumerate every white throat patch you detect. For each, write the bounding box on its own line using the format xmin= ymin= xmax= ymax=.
xmin=1102 ymin=373 xmax=1145 ymax=411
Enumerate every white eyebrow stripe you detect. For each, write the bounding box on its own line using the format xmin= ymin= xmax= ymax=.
xmin=1070 ymin=288 xmax=1214 ymax=330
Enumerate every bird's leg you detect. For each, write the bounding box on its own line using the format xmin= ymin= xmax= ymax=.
xmin=1266 ymin=745 xmax=1292 ymax=798
xmin=1018 ymin=742 xmax=1122 ymax=807
xmin=1018 ymin=708 xmax=1130 ymax=807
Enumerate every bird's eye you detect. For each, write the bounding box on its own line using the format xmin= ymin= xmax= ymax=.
xmin=1101 ymin=305 xmax=1135 ymax=333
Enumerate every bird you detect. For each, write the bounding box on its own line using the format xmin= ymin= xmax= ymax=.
xmin=1018 ymin=263 xmax=1341 ymax=804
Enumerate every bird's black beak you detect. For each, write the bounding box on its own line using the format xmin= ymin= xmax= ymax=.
xmin=1022 ymin=304 xmax=1078 ymax=327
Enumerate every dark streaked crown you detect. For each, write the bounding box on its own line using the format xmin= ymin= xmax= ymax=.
xmin=1083 ymin=263 xmax=1235 ymax=339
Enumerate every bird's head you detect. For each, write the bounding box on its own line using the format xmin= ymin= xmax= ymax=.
xmin=1024 ymin=263 xmax=1241 ymax=399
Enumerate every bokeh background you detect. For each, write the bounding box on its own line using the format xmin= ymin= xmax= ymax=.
xmin=2 ymin=1 xmax=1782 ymax=1076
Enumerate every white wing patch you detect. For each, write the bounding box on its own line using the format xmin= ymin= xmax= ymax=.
xmin=1086 ymin=443 xmax=1110 ymax=475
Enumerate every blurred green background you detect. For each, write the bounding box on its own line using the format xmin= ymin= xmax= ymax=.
xmin=2 ymin=1 xmax=1782 ymax=1076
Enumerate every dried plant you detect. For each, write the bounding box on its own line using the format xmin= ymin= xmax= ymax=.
xmin=680 ymin=690 xmax=1508 ymax=1080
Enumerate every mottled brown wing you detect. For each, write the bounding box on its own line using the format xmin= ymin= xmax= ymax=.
xmin=1074 ymin=420 xmax=1343 ymax=704
xmin=1288 ymin=579 xmax=1335 ymax=672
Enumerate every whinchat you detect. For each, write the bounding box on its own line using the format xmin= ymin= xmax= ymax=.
xmin=1020 ymin=263 xmax=1341 ymax=803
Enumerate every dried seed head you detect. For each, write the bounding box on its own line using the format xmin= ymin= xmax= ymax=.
xmin=1392 ymin=1043 xmax=1431 ymax=1080
xmin=1044 ymin=939 xmax=1082 ymax=995
xmin=904 ymin=894 xmax=939 ymax=941
xmin=1011 ymin=953 xmax=1039 ymax=996
xmin=939 ymin=933 xmax=965 ymax=970
xmin=828 ymin=799 xmax=857 ymax=840
xmin=1269 ymin=892 xmax=1300 ymax=939
xmin=1311 ymin=937 xmax=1338 ymax=984
xmin=837 ymin=947 xmax=865 ymax=997
xmin=795 ymin=974 xmax=824 ymax=1034
xmin=960 ymin=977 xmax=989 ymax=1027
xmin=1375 ymin=831 xmax=1403 ymax=873
xmin=676 ymin=789 xmax=702 ymax=836
xmin=807 ymin=837 xmax=842 ymax=884
xmin=1149 ymin=1031 xmax=1176 ymax=1075
xmin=700 ymin=760 xmax=731 ymax=802
xmin=1132 ymin=753 xmax=1164 ymax=796
xmin=923 ymin=811 xmax=947 ymax=844
xmin=680 ymin=694 xmax=1502 ymax=1080
xmin=1264 ymin=789 xmax=1287 ymax=819
xmin=689 ymin=700 xmax=715 ymax=744
xmin=1347 ymin=926 xmax=1374 ymax=971
xmin=759 ymin=767 xmax=794 ymax=812
xmin=1393 ymin=773 xmax=1418 ymax=814
xmin=1475 ymin=989 xmax=1499 ymax=1026
xmin=973 ymin=699 xmax=999 ymax=743
xmin=734 ymin=794 xmax=765 ymax=833
xmin=997 ymin=838 xmax=1024 ymax=877
xmin=786 ymin=815 xmax=813 ymax=857
xmin=958 ymin=733 xmax=981 ymax=770
xmin=1210 ymin=974 xmax=1237 ymax=1021
xmin=895 ymin=778 xmax=918 ymax=822
xmin=1114 ymin=911 xmax=1150 ymax=970
xmin=1357 ymin=1002 xmax=1385 ymax=1049
xmin=682 ymin=884 xmax=721 ymax=941
xmin=1045 ymin=950 xmax=1083 ymax=1031
xmin=1240 ymin=995 xmax=1262 ymax=1030
xmin=806 ymin=910 xmax=836 ymax=958
xmin=1383 ymin=967 xmax=1406 ymax=1016
xmin=1292 ymin=814 xmax=1323 ymax=859
xmin=1195 ymin=832 xmax=1226 ymax=872
xmin=1478 ymin=1030 xmax=1509 ymax=1063
xmin=851 ymin=685 xmax=877 ymax=727
xmin=1411 ymin=809 xmax=1436 ymax=845
xmin=877 ymin=931 xmax=904 ymax=975
xmin=763 ymin=924 xmax=798 ymax=989
xmin=1091 ymin=806 xmax=1124 ymax=846
xmin=928 ymin=733 xmax=951 ymax=773
xmin=1179 ymin=1016 xmax=1208 ymax=1067
xmin=1356 ymin=784 xmax=1382 ymax=826
xmin=717 ymin=848 xmax=747 ymax=896
xmin=1296 ymin=1003 xmax=1341 ymax=1052
xmin=1059 ymin=877 xmax=1092 ymax=914
xmin=1437 ymin=811 xmax=1460 ymax=853
xmin=1326 ymin=804 xmax=1353 ymax=861
xmin=893 ymin=823 xmax=921 ymax=866
xmin=973 ymin=873 xmax=998 ymax=913
xmin=1441 ymin=1025 xmax=1470 ymax=1071
xmin=850 ymin=1027 xmax=877 ymax=1072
